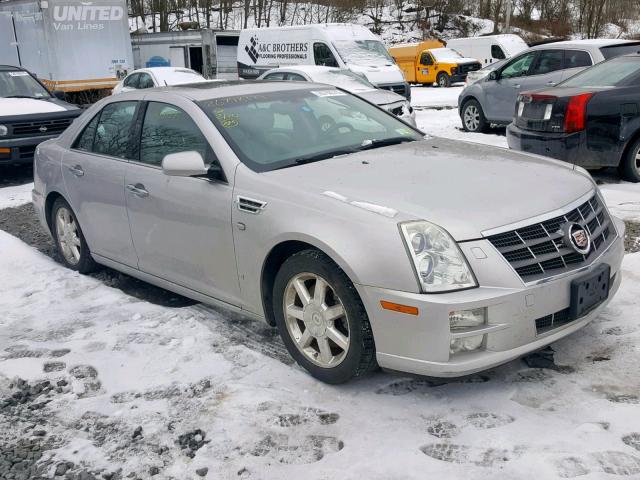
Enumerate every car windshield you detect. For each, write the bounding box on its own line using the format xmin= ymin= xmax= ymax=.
xmin=310 ymin=69 xmax=376 ymax=92
xmin=559 ymin=56 xmax=640 ymax=87
xmin=430 ymin=48 xmax=464 ymax=61
xmin=0 ymin=70 xmax=50 ymax=99
xmin=332 ymin=40 xmax=394 ymax=66
xmin=197 ymin=88 xmax=422 ymax=172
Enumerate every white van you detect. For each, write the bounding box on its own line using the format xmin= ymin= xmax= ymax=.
xmin=446 ymin=34 xmax=527 ymax=66
xmin=238 ymin=23 xmax=410 ymax=99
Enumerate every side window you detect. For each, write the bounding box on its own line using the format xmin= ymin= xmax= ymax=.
xmin=420 ymin=52 xmax=433 ymax=65
xmin=123 ymin=73 xmax=140 ymax=89
xmin=564 ymin=50 xmax=592 ymax=69
xmin=313 ymin=43 xmax=338 ymax=67
xmin=285 ymin=73 xmax=307 ymax=81
xmin=491 ymin=45 xmax=506 ymax=60
xmin=529 ymin=50 xmax=564 ymax=76
xmin=93 ymin=101 xmax=138 ymax=159
xmin=264 ymin=72 xmax=286 ymax=80
xmin=501 ymin=52 xmax=536 ymax=79
xmin=138 ymin=73 xmax=155 ymax=89
xmin=140 ymin=102 xmax=211 ymax=167
xmin=72 ymin=113 xmax=100 ymax=152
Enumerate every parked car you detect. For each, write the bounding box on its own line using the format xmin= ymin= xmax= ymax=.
xmin=0 ymin=65 xmax=81 ymax=165
xmin=33 ymin=81 xmax=624 ymax=384
xmin=112 ymin=67 xmax=206 ymax=94
xmin=507 ymin=54 xmax=640 ymax=182
xmin=447 ymin=34 xmax=528 ymax=67
xmin=388 ymin=44 xmax=481 ymax=87
xmin=458 ymin=39 xmax=640 ymax=132
xmin=238 ymin=23 xmax=410 ymax=99
xmin=258 ymin=66 xmax=416 ymax=126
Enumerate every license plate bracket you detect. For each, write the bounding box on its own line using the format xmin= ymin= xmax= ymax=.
xmin=569 ymin=264 xmax=611 ymax=320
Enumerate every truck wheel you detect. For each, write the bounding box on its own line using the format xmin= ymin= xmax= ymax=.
xmin=461 ymin=99 xmax=489 ymax=133
xmin=619 ymin=138 xmax=640 ymax=182
xmin=52 ymin=197 xmax=96 ymax=273
xmin=437 ymin=72 xmax=451 ymax=88
xmin=273 ymin=249 xmax=377 ymax=384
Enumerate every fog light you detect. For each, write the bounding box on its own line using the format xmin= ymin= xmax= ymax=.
xmin=449 ymin=307 xmax=486 ymax=330
xmin=450 ymin=334 xmax=484 ymax=355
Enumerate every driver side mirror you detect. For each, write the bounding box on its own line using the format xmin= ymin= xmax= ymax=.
xmin=162 ymin=151 xmax=209 ymax=177
xmin=489 ymin=70 xmax=500 ymax=81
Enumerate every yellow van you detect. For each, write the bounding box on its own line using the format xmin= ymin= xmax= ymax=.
xmin=389 ymin=42 xmax=482 ymax=87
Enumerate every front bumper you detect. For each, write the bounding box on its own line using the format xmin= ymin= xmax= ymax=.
xmin=356 ymin=218 xmax=625 ymax=377
xmin=450 ymin=74 xmax=467 ymax=84
xmin=506 ymin=123 xmax=619 ymax=168
xmin=0 ymin=134 xmax=59 ymax=165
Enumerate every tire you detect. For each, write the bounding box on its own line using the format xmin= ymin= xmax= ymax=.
xmin=273 ymin=249 xmax=377 ymax=384
xmin=437 ymin=72 xmax=451 ymax=88
xmin=51 ymin=197 xmax=96 ymax=273
xmin=461 ymin=99 xmax=489 ymax=133
xmin=619 ymin=137 xmax=640 ymax=182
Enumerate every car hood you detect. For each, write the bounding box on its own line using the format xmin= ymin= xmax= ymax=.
xmin=356 ymin=88 xmax=406 ymax=106
xmin=0 ymin=97 xmax=78 ymax=116
xmin=265 ymin=138 xmax=594 ymax=240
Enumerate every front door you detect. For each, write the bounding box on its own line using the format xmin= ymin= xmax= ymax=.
xmin=416 ymin=51 xmax=436 ymax=84
xmin=483 ymin=51 xmax=537 ymax=123
xmin=60 ymin=101 xmax=140 ymax=266
xmin=124 ymin=101 xmax=241 ymax=305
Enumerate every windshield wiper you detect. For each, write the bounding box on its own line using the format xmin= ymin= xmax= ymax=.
xmin=271 ymin=148 xmax=358 ymax=170
xmin=357 ymin=136 xmax=416 ymax=151
xmin=4 ymin=95 xmax=46 ymax=99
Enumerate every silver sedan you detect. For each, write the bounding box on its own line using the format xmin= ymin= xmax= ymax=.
xmin=33 ymin=81 xmax=625 ymax=384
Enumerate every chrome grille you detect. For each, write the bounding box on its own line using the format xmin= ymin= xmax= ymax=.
xmin=11 ymin=118 xmax=74 ymax=136
xmin=487 ymin=195 xmax=614 ymax=281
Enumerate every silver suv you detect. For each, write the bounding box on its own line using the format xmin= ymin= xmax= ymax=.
xmin=33 ymin=81 xmax=625 ymax=383
xmin=459 ymin=39 xmax=640 ymax=132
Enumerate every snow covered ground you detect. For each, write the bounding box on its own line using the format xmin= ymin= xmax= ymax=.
xmin=0 ymin=85 xmax=640 ymax=479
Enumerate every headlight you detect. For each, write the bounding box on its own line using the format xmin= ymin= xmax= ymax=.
xmin=451 ymin=67 xmax=458 ymax=74
xmin=400 ymin=221 xmax=477 ymax=293
xmin=0 ymin=125 xmax=8 ymax=136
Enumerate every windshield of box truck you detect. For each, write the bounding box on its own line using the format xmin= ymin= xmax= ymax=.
xmin=0 ymin=70 xmax=51 ymax=99
xmin=333 ymin=40 xmax=394 ymax=66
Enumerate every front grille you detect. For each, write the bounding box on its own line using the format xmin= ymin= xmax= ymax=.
xmin=459 ymin=62 xmax=481 ymax=74
xmin=390 ymin=105 xmax=403 ymax=116
xmin=381 ymin=83 xmax=407 ymax=97
xmin=11 ymin=118 xmax=74 ymax=137
xmin=487 ymin=195 xmax=614 ymax=282
xmin=535 ymin=308 xmax=571 ymax=334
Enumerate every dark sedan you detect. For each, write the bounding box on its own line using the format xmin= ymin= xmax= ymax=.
xmin=507 ymin=54 xmax=640 ymax=182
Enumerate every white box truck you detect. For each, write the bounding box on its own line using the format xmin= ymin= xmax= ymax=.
xmin=446 ymin=34 xmax=527 ymax=66
xmin=0 ymin=0 xmax=134 ymax=93
xmin=237 ymin=23 xmax=410 ymax=99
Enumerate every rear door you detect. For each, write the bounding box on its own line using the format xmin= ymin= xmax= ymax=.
xmin=560 ymin=49 xmax=593 ymax=81
xmin=123 ymin=100 xmax=241 ymax=305
xmin=527 ymin=49 xmax=565 ymax=88
xmin=61 ymin=101 xmax=140 ymax=267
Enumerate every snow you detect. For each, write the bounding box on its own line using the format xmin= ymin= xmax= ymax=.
xmin=0 ymin=182 xmax=33 ymax=209
xmin=600 ymin=183 xmax=640 ymax=222
xmin=1 ymin=225 xmax=640 ymax=478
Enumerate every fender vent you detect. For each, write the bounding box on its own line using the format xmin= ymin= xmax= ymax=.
xmin=236 ymin=196 xmax=267 ymax=214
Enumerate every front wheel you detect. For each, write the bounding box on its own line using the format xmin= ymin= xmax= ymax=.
xmin=619 ymin=138 xmax=640 ymax=182
xmin=273 ymin=249 xmax=376 ymax=384
xmin=437 ymin=72 xmax=451 ymax=88
xmin=461 ymin=99 xmax=489 ymax=133
xmin=52 ymin=197 xmax=96 ymax=273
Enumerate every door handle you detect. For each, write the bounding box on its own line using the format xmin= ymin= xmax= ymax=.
xmin=512 ymin=84 xmax=521 ymax=88
xmin=546 ymin=81 xmax=556 ymax=86
xmin=126 ymin=183 xmax=149 ymax=198
xmin=67 ymin=165 xmax=84 ymax=177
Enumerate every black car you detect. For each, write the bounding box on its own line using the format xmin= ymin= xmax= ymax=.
xmin=0 ymin=65 xmax=82 ymax=165
xmin=506 ymin=53 xmax=640 ymax=182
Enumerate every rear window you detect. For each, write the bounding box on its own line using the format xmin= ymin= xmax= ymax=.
xmin=559 ymin=55 xmax=640 ymax=87
xmin=600 ymin=42 xmax=640 ymax=59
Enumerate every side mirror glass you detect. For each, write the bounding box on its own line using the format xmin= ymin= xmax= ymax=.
xmin=489 ymin=70 xmax=499 ymax=81
xmin=162 ymin=151 xmax=208 ymax=177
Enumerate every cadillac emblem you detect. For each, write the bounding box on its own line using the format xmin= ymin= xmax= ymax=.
xmin=563 ymin=222 xmax=591 ymax=255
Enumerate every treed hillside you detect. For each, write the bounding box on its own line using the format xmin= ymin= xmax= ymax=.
xmin=128 ymin=0 xmax=640 ymax=43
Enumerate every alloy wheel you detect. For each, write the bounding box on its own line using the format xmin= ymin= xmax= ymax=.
xmin=55 ymin=207 xmax=81 ymax=265
xmin=464 ymin=105 xmax=480 ymax=131
xmin=283 ymin=272 xmax=350 ymax=368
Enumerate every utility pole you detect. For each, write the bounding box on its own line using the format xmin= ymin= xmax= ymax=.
xmin=505 ymin=0 xmax=512 ymax=33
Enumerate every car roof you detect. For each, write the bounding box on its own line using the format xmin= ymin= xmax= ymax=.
xmin=530 ymin=39 xmax=639 ymax=50
xmin=122 ymin=80 xmax=333 ymax=101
